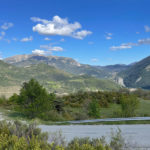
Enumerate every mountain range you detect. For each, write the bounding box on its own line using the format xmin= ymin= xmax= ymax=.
xmin=0 ymin=55 xmax=120 ymax=96
xmin=1 ymin=54 xmax=150 ymax=96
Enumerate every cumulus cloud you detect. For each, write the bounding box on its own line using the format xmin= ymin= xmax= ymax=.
xmin=32 ymin=49 xmax=46 ymax=55
xmin=31 ymin=16 xmax=92 ymax=39
xmin=1 ymin=22 xmax=13 ymax=30
xmin=32 ymin=45 xmax=63 ymax=55
xmin=73 ymin=30 xmax=92 ymax=39
xmin=144 ymin=25 xmax=150 ymax=32
xmin=40 ymin=44 xmax=63 ymax=51
xmin=21 ymin=36 xmax=33 ymax=42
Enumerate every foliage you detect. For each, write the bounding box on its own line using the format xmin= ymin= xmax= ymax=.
xmin=88 ymin=99 xmax=101 ymax=118
xmin=7 ymin=85 xmax=141 ymax=121
xmin=0 ymin=120 xmax=123 ymax=150
xmin=110 ymin=128 xmax=125 ymax=150
xmin=15 ymin=79 xmax=54 ymax=118
xmin=120 ymin=95 xmax=139 ymax=117
xmin=0 ymin=120 xmax=48 ymax=141
xmin=0 ymin=95 xmax=8 ymax=106
xmin=132 ymin=88 xmax=150 ymax=100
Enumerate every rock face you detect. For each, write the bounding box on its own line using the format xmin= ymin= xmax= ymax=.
xmin=118 ymin=56 xmax=150 ymax=89
xmin=116 ymin=77 xmax=125 ymax=87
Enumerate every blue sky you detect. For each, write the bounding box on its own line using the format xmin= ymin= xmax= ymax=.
xmin=0 ymin=0 xmax=150 ymax=65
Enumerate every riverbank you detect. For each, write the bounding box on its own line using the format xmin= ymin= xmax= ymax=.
xmin=1 ymin=107 xmax=150 ymax=125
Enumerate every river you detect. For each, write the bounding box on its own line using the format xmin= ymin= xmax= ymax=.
xmin=39 ymin=124 xmax=150 ymax=149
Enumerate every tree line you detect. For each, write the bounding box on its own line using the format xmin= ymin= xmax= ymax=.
xmin=0 ymin=79 xmax=140 ymax=121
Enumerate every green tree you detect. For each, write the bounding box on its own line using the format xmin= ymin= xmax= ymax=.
xmin=120 ymin=95 xmax=139 ymax=117
xmin=18 ymin=79 xmax=53 ymax=118
xmin=88 ymin=99 xmax=101 ymax=118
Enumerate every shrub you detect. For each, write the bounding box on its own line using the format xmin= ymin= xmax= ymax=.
xmin=67 ymin=137 xmax=111 ymax=150
xmin=0 ymin=95 xmax=8 ymax=106
xmin=0 ymin=120 xmax=129 ymax=150
xmin=110 ymin=128 xmax=125 ymax=150
xmin=120 ymin=95 xmax=139 ymax=117
xmin=40 ymin=110 xmax=64 ymax=121
xmin=88 ymin=99 xmax=101 ymax=118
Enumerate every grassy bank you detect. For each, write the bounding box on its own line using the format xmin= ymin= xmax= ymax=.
xmin=1 ymin=99 xmax=150 ymax=125
xmin=100 ymin=99 xmax=150 ymax=118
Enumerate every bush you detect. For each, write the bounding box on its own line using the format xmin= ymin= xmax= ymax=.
xmin=0 ymin=120 xmax=48 ymax=142
xmin=0 ymin=120 xmax=130 ymax=150
xmin=120 ymin=95 xmax=139 ymax=117
xmin=67 ymin=137 xmax=111 ymax=150
xmin=110 ymin=128 xmax=125 ymax=150
xmin=0 ymin=95 xmax=8 ymax=106
xmin=88 ymin=99 xmax=101 ymax=118
xmin=40 ymin=110 xmax=64 ymax=121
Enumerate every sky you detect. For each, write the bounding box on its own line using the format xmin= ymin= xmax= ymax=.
xmin=0 ymin=0 xmax=150 ymax=66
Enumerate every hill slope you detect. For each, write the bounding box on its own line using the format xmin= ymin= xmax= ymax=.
xmin=0 ymin=61 xmax=120 ymax=95
xmin=118 ymin=56 xmax=150 ymax=89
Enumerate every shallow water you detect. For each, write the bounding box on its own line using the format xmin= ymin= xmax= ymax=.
xmin=39 ymin=124 xmax=150 ymax=149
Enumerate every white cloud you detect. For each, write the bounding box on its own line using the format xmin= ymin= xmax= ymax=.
xmin=122 ymin=42 xmax=138 ymax=46
xmin=136 ymin=32 xmax=140 ymax=34
xmin=138 ymin=38 xmax=150 ymax=45
xmin=40 ymin=44 xmax=63 ymax=51
xmin=73 ymin=30 xmax=92 ymax=39
xmin=110 ymin=45 xmax=132 ymax=51
xmin=44 ymin=37 xmax=51 ymax=41
xmin=91 ymin=58 xmax=99 ymax=62
xmin=144 ymin=25 xmax=150 ymax=32
xmin=1 ymin=22 xmax=13 ymax=30
xmin=32 ymin=49 xmax=46 ymax=55
xmin=106 ymin=36 xmax=112 ymax=40
xmin=105 ymin=32 xmax=113 ymax=40
xmin=31 ymin=17 xmax=49 ymax=24
xmin=31 ymin=16 xmax=92 ymax=39
xmin=110 ymin=37 xmax=150 ymax=51
xmin=20 ymin=36 xmax=33 ymax=42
